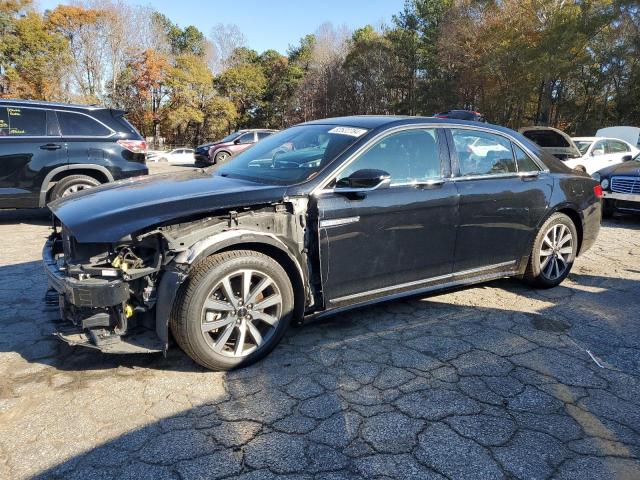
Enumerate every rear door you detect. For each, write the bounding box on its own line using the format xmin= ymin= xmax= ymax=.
xmin=447 ymin=127 xmax=552 ymax=273
xmin=0 ymin=106 xmax=65 ymax=208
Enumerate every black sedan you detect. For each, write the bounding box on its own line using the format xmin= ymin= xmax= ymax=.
xmin=595 ymin=153 xmax=640 ymax=217
xmin=43 ymin=116 xmax=601 ymax=370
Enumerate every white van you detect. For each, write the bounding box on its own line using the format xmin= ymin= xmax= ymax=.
xmin=595 ymin=126 xmax=640 ymax=149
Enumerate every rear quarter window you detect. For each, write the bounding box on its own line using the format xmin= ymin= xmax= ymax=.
xmin=57 ymin=111 xmax=112 ymax=137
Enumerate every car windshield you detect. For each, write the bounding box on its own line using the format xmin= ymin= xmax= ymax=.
xmin=574 ymin=140 xmax=592 ymax=155
xmin=215 ymin=124 xmax=368 ymax=185
xmin=219 ymin=132 xmax=242 ymax=143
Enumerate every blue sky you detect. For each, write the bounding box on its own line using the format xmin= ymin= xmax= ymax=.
xmin=37 ymin=0 xmax=406 ymax=54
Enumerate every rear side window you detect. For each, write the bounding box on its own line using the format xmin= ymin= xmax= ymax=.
xmin=522 ymin=130 xmax=569 ymax=148
xmin=513 ymin=144 xmax=540 ymax=172
xmin=257 ymin=131 xmax=272 ymax=140
xmin=57 ymin=111 xmax=112 ymax=137
xmin=607 ymin=140 xmax=629 ymax=153
xmin=0 ymin=107 xmax=47 ymax=136
xmin=452 ymin=129 xmax=516 ymax=176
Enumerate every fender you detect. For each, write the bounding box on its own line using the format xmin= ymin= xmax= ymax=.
xmin=155 ymin=229 xmax=309 ymax=352
xmin=39 ymin=164 xmax=114 ymax=207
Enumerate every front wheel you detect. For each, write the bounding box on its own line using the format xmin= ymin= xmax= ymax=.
xmin=214 ymin=151 xmax=230 ymax=164
xmin=170 ymin=250 xmax=294 ymax=371
xmin=602 ymin=199 xmax=614 ymax=219
xmin=524 ymin=213 xmax=578 ymax=288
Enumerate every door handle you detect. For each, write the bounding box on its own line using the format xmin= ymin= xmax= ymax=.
xmin=40 ymin=144 xmax=62 ymax=150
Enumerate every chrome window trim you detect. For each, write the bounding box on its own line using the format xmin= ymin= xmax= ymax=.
xmin=312 ymin=122 xmax=548 ymax=196
xmin=0 ymin=105 xmax=116 ymax=138
xmin=55 ymin=110 xmax=116 ymax=138
xmin=313 ymin=124 xmax=448 ymax=195
xmin=330 ymin=260 xmax=517 ymax=304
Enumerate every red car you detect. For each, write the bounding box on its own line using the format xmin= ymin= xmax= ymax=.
xmin=203 ymin=129 xmax=277 ymax=165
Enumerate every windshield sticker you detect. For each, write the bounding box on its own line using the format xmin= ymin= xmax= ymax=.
xmin=328 ymin=126 xmax=368 ymax=137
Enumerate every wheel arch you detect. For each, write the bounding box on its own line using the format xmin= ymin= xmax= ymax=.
xmin=214 ymin=150 xmax=232 ymax=162
xmin=537 ymin=203 xmax=584 ymax=255
xmin=156 ymin=231 xmax=309 ymax=351
xmin=39 ymin=165 xmax=113 ymax=206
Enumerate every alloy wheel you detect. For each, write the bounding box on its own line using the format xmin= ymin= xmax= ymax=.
xmin=539 ymin=223 xmax=573 ymax=281
xmin=200 ymin=269 xmax=283 ymax=357
xmin=61 ymin=183 xmax=94 ymax=197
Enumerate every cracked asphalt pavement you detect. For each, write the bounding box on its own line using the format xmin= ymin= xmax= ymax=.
xmin=1 ymin=175 xmax=640 ymax=479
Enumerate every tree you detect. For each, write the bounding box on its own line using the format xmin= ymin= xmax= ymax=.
xmin=216 ymin=51 xmax=266 ymax=128
xmin=208 ymin=23 xmax=246 ymax=74
xmin=0 ymin=6 xmax=70 ymax=100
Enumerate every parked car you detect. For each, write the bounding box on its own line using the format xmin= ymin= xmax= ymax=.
xmin=204 ymin=129 xmax=277 ymax=165
xmin=44 ymin=116 xmax=601 ymax=370
xmin=0 ymin=99 xmax=147 ymax=208
xmin=519 ymin=126 xmax=581 ymax=161
xmin=596 ymin=126 xmax=640 ymax=149
xmin=194 ymin=142 xmax=215 ymax=165
xmin=434 ymin=109 xmax=487 ymax=122
xmin=568 ymin=137 xmax=640 ymax=174
xmin=593 ymin=152 xmax=640 ymax=217
xmin=149 ymin=148 xmax=195 ymax=165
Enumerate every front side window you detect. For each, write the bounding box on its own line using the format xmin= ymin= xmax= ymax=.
xmin=452 ymin=129 xmax=516 ymax=176
xmin=338 ymin=128 xmax=441 ymax=184
xmin=607 ymin=140 xmax=629 ymax=153
xmin=591 ymin=141 xmax=606 ymax=156
xmin=0 ymin=107 xmax=47 ymax=136
xmin=238 ymin=132 xmax=255 ymax=144
xmin=57 ymin=111 xmax=111 ymax=136
xmin=216 ymin=124 xmax=368 ymax=185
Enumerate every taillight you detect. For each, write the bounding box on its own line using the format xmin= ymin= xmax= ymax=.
xmin=117 ymin=139 xmax=147 ymax=154
xmin=593 ymin=184 xmax=603 ymax=198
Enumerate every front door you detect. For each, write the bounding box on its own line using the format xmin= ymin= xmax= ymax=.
xmin=0 ymin=106 xmax=65 ymax=208
xmin=315 ymin=127 xmax=458 ymax=307
xmin=447 ymin=128 xmax=552 ymax=272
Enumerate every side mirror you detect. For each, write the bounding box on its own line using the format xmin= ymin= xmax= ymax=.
xmin=335 ymin=169 xmax=391 ymax=191
xmin=622 ymin=154 xmax=633 ymax=162
xmin=234 ymin=138 xmax=241 ymax=145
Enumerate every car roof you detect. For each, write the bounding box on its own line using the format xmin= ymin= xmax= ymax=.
xmin=573 ymin=136 xmax=630 ymax=143
xmin=0 ymin=99 xmax=108 ymax=112
xmin=301 ymin=115 xmax=507 ymax=131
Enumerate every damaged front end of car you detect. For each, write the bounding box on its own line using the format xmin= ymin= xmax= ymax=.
xmin=43 ymin=197 xmax=316 ymax=354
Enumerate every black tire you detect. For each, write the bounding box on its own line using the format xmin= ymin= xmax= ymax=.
xmin=523 ymin=212 xmax=578 ymax=288
xmin=50 ymin=174 xmax=101 ymax=201
xmin=214 ymin=151 xmax=231 ymax=164
xmin=170 ymin=250 xmax=295 ymax=371
xmin=602 ymin=200 xmax=614 ymax=219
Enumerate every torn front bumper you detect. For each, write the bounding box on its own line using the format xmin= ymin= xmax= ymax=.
xmin=43 ymin=236 xmax=163 ymax=354
xmin=43 ymin=238 xmax=130 ymax=307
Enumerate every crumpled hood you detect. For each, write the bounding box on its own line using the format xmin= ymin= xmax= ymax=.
xmin=49 ymin=170 xmax=287 ymax=243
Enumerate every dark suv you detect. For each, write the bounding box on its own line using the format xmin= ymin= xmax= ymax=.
xmin=0 ymin=100 xmax=148 ymax=209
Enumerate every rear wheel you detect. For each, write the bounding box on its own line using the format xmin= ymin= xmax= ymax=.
xmin=170 ymin=250 xmax=294 ymax=371
xmin=50 ymin=174 xmax=101 ymax=201
xmin=524 ymin=213 xmax=578 ymax=288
